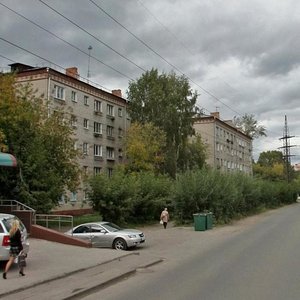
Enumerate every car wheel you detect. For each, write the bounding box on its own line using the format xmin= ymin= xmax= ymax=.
xmin=113 ymin=238 xmax=127 ymax=250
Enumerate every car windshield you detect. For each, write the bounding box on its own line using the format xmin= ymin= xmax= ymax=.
xmin=102 ymin=222 xmax=121 ymax=232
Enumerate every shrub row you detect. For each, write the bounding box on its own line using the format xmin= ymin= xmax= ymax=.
xmin=89 ymin=168 xmax=298 ymax=225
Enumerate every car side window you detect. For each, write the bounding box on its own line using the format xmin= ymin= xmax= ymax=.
xmin=74 ymin=225 xmax=90 ymax=234
xmin=0 ymin=223 xmax=4 ymax=233
xmin=90 ymin=225 xmax=105 ymax=233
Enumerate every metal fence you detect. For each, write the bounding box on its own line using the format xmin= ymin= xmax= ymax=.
xmin=34 ymin=214 xmax=73 ymax=233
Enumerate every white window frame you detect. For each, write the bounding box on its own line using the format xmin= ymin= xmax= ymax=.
xmin=94 ymin=100 xmax=102 ymax=112
xmin=118 ymin=108 xmax=122 ymax=117
xmin=71 ymin=91 xmax=77 ymax=102
xmin=94 ymin=122 xmax=103 ymax=134
xmin=83 ymin=119 xmax=89 ymax=130
xmin=94 ymin=144 xmax=103 ymax=157
xmin=107 ymin=125 xmax=114 ymax=137
xmin=84 ymin=95 xmax=89 ymax=106
xmin=94 ymin=167 xmax=101 ymax=175
xmin=83 ymin=143 xmax=89 ymax=155
xmin=107 ymin=147 xmax=114 ymax=159
xmin=107 ymin=104 xmax=114 ymax=116
xmin=70 ymin=192 xmax=77 ymax=202
xmin=54 ymin=85 xmax=65 ymax=100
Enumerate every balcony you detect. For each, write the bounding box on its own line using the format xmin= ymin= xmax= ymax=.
xmin=94 ymin=111 xmax=103 ymax=116
xmin=93 ymin=132 xmax=103 ymax=138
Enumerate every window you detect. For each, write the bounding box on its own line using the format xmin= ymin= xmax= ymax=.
xmin=83 ymin=191 xmax=89 ymax=201
xmin=83 ymin=143 xmax=89 ymax=155
xmin=118 ymin=108 xmax=122 ymax=117
xmin=107 ymin=104 xmax=114 ymax=116
xmin=84 ymin=95 xmax=89 ymax=106
xmin=70 ymin=115 xmax=77 ymax=127
xmin=108 ymin=167 xmax=113 ymax=177
xmin=106 ymin=147 xmax=114 ymax=159
xmin=107 ymin=125 xmax=114 ymax=137
xmin=71 ymin=91 xmax=77 ymax=102
xmin=83 ymin=166 xmax=88 ymax=175
xmin=94 ymin=100 xmax=102 ymax=112
xmin=118 ymin=128 xmax=123 ymax=137
xmin=94 ymin=144 xmax=102 ymax=157
xmin=83 ymin=119 xmax=89 ymax=129
xmin=94 ymin=167 xmax=101 ymax=175
xmin=94 ymin=122 xmax=102 ymax=134
xmin=71 ymin=192 xmax=77 ymax=202
xmin=54 ymin=85 xmax=65 ymax=100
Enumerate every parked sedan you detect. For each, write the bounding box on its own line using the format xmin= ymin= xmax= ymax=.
xmin=65 ymin=222 xmax=145 ymax=250
xmin=0 ymin=213 xmax=30 ymax=261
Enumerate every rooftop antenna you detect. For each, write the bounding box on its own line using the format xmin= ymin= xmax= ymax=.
xmin=87 ymin=45 xmax=92 ymax=82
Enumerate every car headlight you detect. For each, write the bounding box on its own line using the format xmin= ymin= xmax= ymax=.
xmin=128 ymin=234 xmax=137 ymax=238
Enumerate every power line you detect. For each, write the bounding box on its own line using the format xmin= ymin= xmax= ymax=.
xmin=0 ymin=37 xmax=111 ymax=92
xmin=0 ymin=2 xmax=133 ymax=81
xmin=37 ymin=0 xmax=146 ymax=73
xmin=88 ymin=0 xmax=244 ymax=117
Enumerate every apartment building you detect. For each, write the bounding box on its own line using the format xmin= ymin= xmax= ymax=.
xmin=10 ymin=63 xmax=130 ymax=212
xmin=193 ymin=112 xmax=252 ymax=175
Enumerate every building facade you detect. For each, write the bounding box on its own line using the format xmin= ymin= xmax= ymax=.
xmin=193 ymin=112 xmax=253 ymax=175
xmin=11 ymin=63 xmax=130 ymax=212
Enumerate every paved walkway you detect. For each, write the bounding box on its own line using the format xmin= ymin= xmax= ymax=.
xmin=0 ymin=209 xmax=282 ymax=298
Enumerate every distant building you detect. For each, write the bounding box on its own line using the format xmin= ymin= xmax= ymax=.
xmin=293 ymin=163 xmax=300 ymax=172
xmin=193 ymin=112 xmax=252 ymax=175
xmin=10 ymin=63 xmax=130 ymax=213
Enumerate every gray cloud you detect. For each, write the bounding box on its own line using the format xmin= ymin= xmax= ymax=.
xmin=1 ymin=0 xmax=300 ymax=161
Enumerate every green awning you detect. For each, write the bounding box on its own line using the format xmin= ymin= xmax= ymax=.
xmin=0 ymin=153 xmax=17 ymax=167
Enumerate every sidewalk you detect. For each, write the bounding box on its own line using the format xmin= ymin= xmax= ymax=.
xmin=0 ymin=210 xmax=280 ymax=298
xmin=0 ymin=238 xmax=159 ymax=298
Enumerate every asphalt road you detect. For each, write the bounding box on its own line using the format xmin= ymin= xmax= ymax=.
xmin=83 ymin=204 xmax=300 ymax=300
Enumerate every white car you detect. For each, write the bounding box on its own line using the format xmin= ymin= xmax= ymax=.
xmin=65 ymin=221 xmax=145 ymax=250
xmin=0 ymin=213 xmax=30 ymax=261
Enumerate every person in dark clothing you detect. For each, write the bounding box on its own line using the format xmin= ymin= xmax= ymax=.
xmin=3 ymin=219 xmax=25 ymax=279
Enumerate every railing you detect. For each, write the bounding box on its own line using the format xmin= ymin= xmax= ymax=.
xmin=34 ymin=214 xmax=73 ymax=233
xmin=0 ymin=199 xmax=35 ymax=212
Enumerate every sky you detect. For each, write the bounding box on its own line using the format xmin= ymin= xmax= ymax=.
xmin=0 ymin=0 xmax=300 ymax=162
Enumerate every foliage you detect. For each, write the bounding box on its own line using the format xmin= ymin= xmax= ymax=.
xmin=171 ymin=168 xmax=298 ymax=224
xmin=88 ymin=169 xmax=172 ymax=224
xmin=0 ymin=73 xmax=80 ymax=212
xmin=177 ymin=134 xmax=207 ymax=171
xmin=257 ymin=150 xmax=283 ymax=166
xmin=127 ymin=68 xmax=199 ymax=177
xmin=124 ymin=122 xmax=166 ymax=173
xmin=253 ymin=150 xmax=296 ymax=182
xmin=233 ymin=113 xmax=266 ymax=138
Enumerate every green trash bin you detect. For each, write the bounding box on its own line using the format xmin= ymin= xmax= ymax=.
xmin=206 ymin=212 xmax=213 ymax=230
xmin=193 ymin=213 xmax=207 ymax=231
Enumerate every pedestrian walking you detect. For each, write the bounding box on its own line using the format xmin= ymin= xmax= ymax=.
xmin=3 ymin=220 xmax=25 ymax=279
xmin=160 ymin=208 xmax=169 ymax=229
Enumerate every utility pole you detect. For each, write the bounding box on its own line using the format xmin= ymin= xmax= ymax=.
xmin=279 ymin=115 xmax=295 ymax=182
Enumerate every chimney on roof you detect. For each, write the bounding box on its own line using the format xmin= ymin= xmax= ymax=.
xmin=210 ymin=112 xmax=220 ymax=119
xmin=112 ymin=89 xmax=122 ymax=98
xmin=66 ymin=67 xmax=79 ymax=79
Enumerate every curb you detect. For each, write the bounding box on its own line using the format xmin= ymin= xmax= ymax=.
xmin=0 ymin=252 xmax=137 ymax=299
xmin=62 ymin=257 xmax=164 ymax=300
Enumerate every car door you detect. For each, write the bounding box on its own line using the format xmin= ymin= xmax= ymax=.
xmin=72 ymin=225 xmax=92 ymax=242
xmin=90 ymin=224 xmax=110 ymax=247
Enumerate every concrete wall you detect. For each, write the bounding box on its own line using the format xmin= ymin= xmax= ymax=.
xmin=31 ymin=225 xmax=92 ymax=248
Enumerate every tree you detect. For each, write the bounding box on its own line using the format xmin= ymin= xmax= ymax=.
xmin=233 ymin=114 xmax=266 ymax=138
xmin=177 ymin=134 xmax=207 ymax=171
xmin=127 ymin=69 xmax=198 ymax=177
xmin=257 ymin=150 xmax=283 ymax=166
xmin=0 ymin=73 xmax=80 ymax=212
xmin=124 ymin=122 xmax=166 ymax=173
xmin=253 ymin=151 xmax=286 ymax=181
